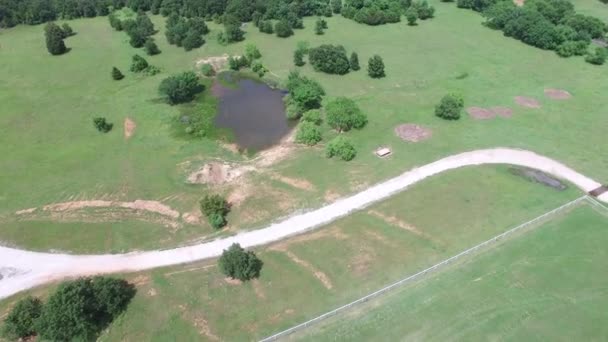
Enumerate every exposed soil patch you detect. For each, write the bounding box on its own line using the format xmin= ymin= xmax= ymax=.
xmin=182 ymin=210 xmax=202 ymax=225
xmin=124 ymin=117 xmax=136 ymax=139
xmin=514 ymin=0 xmax=524 ymax=6
xmin=191 ymin=313 xmax=220 ymax=341
xmin=224 ymin=277 xmax=242 ymax=285
xmin=544 ymin=88 xmax=571 ymax=100
xmin=187 ymin=162 xmax=254 ymax=185
xmin=363 ymin=230 xmax=396 ymax=247
xmin=195 ymin=54 xmax=230 ymax=74
xmin=270 ymin=173 xmax=315 ymax=191
xmin=270 ymin=227 xmax=348 ymax=251
xmin=15 ymin=208 xmax=36 ymax=215
xmin=282 ymin=250 xmax=333 ymax=289
xmin=514 ymin=96 xmax=541 ymax=109
xmin=367 ymin=210 xmax=435 ymax=242
xmin=41 ymin=200 xmax=180 ymax=218
xmin=348 ymin=243 xmax=375 ymax=277
xmin=164 ymin=264 xmax=214 ymax=277
xmin=227 ymin=182 xmax=253 ymax=207
xmin=467 ymin=107 xmax=495 ymax=120
xmin=324 ymin=189 xmax=341 ymax=202
xmin=394 ymin=124 xmax=432 ymax=142
xmin=490 ymin=106 xmax=513 ymax=118
xmin=509 ymin=167 xmax=567 ymax=190
xmin=252 ymin=279 xmax=266 ymax=299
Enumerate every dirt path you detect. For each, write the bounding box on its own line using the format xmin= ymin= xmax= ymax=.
xmin=0 ymin=148 xmax=605 ymax=299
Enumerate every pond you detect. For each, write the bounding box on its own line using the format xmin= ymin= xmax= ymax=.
xmin=212 ymin=74 xmax=292 ymax=151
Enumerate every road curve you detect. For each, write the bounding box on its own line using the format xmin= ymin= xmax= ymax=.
xmin=0 ymin=148 xmax=606 ymax=300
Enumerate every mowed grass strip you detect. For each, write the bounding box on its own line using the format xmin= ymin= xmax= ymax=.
xmin=294 ymin=204 xmax=608 ymax=342
xmin=0 ymin=166 xmax=579 ymax=340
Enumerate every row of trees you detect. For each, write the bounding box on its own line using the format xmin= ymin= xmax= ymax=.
xmin=341 ymin=0 xmax=435 ymax=26
xmin=109 ymin=11 xmax=161 ymax=55
xmin=463 ymin=0 xmax=607 ymax=64
xmin=1 ymin=277 xmax=135 ymax=341
xmin=294 ymin=43 xmax=385 ymax=78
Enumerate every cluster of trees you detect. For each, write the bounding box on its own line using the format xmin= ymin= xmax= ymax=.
xmin=218 ymin=243 xmax=263 ymax=281
xmin=1 ymin=277 xmax=135 ymax=341
xmin=44 ymin=22 xmax=73 ymax=55
xmin=158 ymin=71 xmax=201 ymax=104
xmin=308 ymin=44 xmax=353 ymax=74
xmin=315 ymin=17 xmax=328 ymax=34
xmin=435 ymin=93 xmax=464 ymax=120
xmin=284 ymin=71 xmax=326 ymax=119
xmin=463 ymin=0 xmax=608 ymax=64
xmin=93 ymin=117 xmax=114 ymax=132
xmin=109 ymin=11 xmax=161 ymax=54
xmin=165 ymin=13 xmax=208 ymax=50
xmin=130 ymin=54 xmax=160 ymax=74
xmin=0 ymin=0 xmax=114 ymax=27
xmin=200 ymin=194 xmax=230 ymax=229
xmin=341 ymin=0 xmax=435 ymax=26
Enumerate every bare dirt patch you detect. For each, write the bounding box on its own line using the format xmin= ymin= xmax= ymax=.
xmin=42 ymin=200 xmax=180 ymax=218
xmin=190 ymin=313 xmax=220 ymax=341
xmin=270 ymin=173 xmax=315 ymax=191
xmin=544 ymin=88 xmax=572 ymax=100
xmin=270 ymin=227 xmax=348 ymax=251
xmin=187 ymin=162 xmax=253 ymax=185
xmin=515 ymin=96 xmax=541 ymax=109
xmin=224 ymin=277 xmax=243 ymax=285
xmin=252 ymin=279 xmax=266 ymax=299
xmin=195 ymin=54 xmax=230 ymax=74
xmin=15 ymin=208 xmax=36 ymax=215
xmin=363 ymin=230 xmax=396 ymax=247
xmin=124 ymin=117 xmax=136 ymax=139
xmin=367 ymin=210 xmax=435 ymax=242
xmin=348 ymin=243 xmax=376 ymax=277
xmin=130 ymin=275 xmax=151 ymax=286
xmin=467 ymin=107 xmax=495 ymax=120
xmin=282 ymin=250 xmax=333 ymax=289
xmin=394 ymin=124 xmax=432 ymax=142
xmin=182 ymin=210 xmax=202 ymax=225
xmin=489 ymin=106 xmax=513 ymax=118
xmin=514 ymin=0 xmax=524 ymax=6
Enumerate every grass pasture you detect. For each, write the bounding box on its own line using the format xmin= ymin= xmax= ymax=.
xmin=293 ymin=203 xmax=608 ymax=341
xmin=0 ymin=1 xmax=608 ymax=253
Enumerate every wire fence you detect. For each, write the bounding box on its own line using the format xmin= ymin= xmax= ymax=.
xmin=260 ymin=195 xmax=589 ymax=342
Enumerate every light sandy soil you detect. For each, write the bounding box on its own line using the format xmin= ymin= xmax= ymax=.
xmin=37 ymin=200 xmax=180 ymax=219
xmin=0 ymin=148 xmax=606 ymax=299
xmin=124 ymin=117 xmax=136 ymax=139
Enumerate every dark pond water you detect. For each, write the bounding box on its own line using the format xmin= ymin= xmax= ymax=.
xmin=213 ymin=75 xmax=291 ymax=151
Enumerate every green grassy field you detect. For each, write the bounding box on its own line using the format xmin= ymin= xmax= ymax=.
xmin=0 ymin=1 xmax=607 ymax=252
xmin=0 ymin=165 xmax=583 ymax=340
xmin=294 ymin=204 xmax=608 ymax=341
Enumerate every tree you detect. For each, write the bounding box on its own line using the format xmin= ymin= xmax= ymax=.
xmin=201 ymin=63 xmax=214 ymax=76
xmin=182 ymin=29 xmax=205 ymax=51
xmin=36 ymin=277 xmax=135 ymax=341
xmin=585 ymin=47 xmax=607 ymax=65
xmin=1 ymin=296 xmax=42 ymax=340
xmin=112 ymin=67 xmax=125 ymax=80
xmin=130 ymin=54 xmax=149 ymax=72
xmin=315 ymin=18 xmax=325 ymax=34
xmin=406 ymin=7 xmax=418 ymax=25
xmin=135 ymin=12 xmax=155 ymax=37
xmin=302 ymin=109 xmax=323 ymax=125
xmin=331 ymin=0 xmax=343 ymax=14
xmin=144 ymin=38 xmax=161 ymax=55
xmin=326 ymin=136 xmax=357 ymax=161
xmin=435 ymin=93 xmax=464 ymax=120
xmin=275 ymin=19 xmax=293 ymax=38
xmin=218 ymin=243 xmax=263 ymax=281
xmin=412 ymin=0 xmax=435 ymax=20
xmin=158 ymin=71 xmax=201 ymax=105
xmin=367 ymin=55 xmax=385 ymax=78
xmin=349 ymin=52 xmax=360 ymax=71
xmin=259 ymin=20 xmax=274 ymax=34
xmin=285 ymin=72 xmax=326 ymax=112
xmin=128 ymin=29 xmax=146 ymax=48
xmin=44 ymin=22 xmax=67 ymax=55
xmin=61 ymin=22 xmax=74 ymax=37
xmin=93 ymin=117 xmax=113 ymax=133
xmin=295 ymin=121 xmax=322 ymax=145
xmin=308 ymin=44 xmax=350 ymax=74
xmin=200 ymin=194 xmax=230 ymax=229
xmin=325 ymin=97 xmax=367 ymax=132
xmin=245 ymin=43 xmax=262 ymax=60
xmin=294 ymin=49 xmax=305 ymax=66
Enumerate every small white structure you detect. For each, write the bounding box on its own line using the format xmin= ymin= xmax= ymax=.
xmin=375 ymin=147 xmax=392 ymax=158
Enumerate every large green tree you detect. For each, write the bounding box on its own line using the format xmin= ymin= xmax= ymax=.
xmin=367 ymin=55 xmax=385 ymax=78
xmin=218 ymin=243 xmax=263 ymax=281
xmin=44 ymin=22 xmax=67 ymax=55
xmin=158 ymin=71 xmax=201 ymax=104
xmin=325 ymin=97 xmax=368 ymax=132
xmin=1 ymin=296 xmax=42 ymax=340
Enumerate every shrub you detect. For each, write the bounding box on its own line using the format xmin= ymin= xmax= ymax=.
xmin=326 ymin=136 xmax=357 ymax=161
xmin=349 ymin=52 xmax=360 ymax=71
xmin=325 ymin=97 xmax=367 ymax=132
xmin=294 ymin=49 xmax=305 ymax=66
xmin=332 ymin=0 xmax=342 ymax=14
xmin=308 ymin=44 xmax=350 ymax=74
xmin=556 ymin=40 xmax=589 ymax=57
xmin=565 ymin=14 xmax=607 ymax=39
xmin=93 ymin=117 xmax=113 ymax=133
xmin=61 ymin=23 xmax=74 ymax=37
xmin=585 ymin=47 xmax=607 ymax=65
xmin=44 ymin=22 xmax=67 ymax=55
xmin=295 ymin=121 xmax=322 ymax=146
xmin=159 ymin=72 xmax=201 ymax=105
xmin=130 ymin=54 xmax=149 ymax=72
xmin=367 ymin=55 xmax=385 ymax=78
xmin=285 ymin=71 xmax=326 ymax=111
xmin=218 ymin=243 xmax=263 ymax=281
xmin=245 ymin=43 xmax=262 ymax=60
xmin=200 ymin=194 xmax=229 ymax=229
xmin=275 ymin=19 xmax=293 ymax=38
xmin=413 ymin=0 xmax=435 ymax=20
xmin=259 ymin=20 xmax=274 ymax=34
xmin=1 ymin=296 xmax=42 ymax=340
xmin=315 ymin=18 xmax=326 ymax=35
xmin=182 ymin=29 xmax=205 ymax=51
xmin=201 ymin=63 xmax=215 ymax=76
xmin=301 ymin=109 xmax=323 ymax=125
xmin=435 ymin=93 xmax=464 ymax=120
xmin=144 ymin=38 xmax=161 ymax=55
xmin=112 ymin=67 xmax=124 ymax=80
xmin=406 ymin=7 xmax=418 ymax=25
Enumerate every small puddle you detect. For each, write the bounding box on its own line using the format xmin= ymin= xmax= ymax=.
xmin=212 ymin=73 xmax=292 ymax=152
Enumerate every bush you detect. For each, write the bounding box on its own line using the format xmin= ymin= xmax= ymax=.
xmin=93 ymin=117 xmax=113 ymax=133
xmin=130 ymin=54 xmax=149 ymax=72
xmin=295 ymin=121 xmax=322 ymax=146
xmin=44 ymin=22 xmax=67 ymax=55
xmin=435 ymin=93 xmax=464 ymax=120
xmin=413 ymin=0 xmax=435 ymax=20
xmin=201 ymin=63 xmax=215 ymax=76
xmin=308 ymin=44 xmax=350 ymax=74
xmin=349 ymin=52 xmax=360 ymax=71
xmin=332 ymin=0 xmax=342 ymax=13
xmin=1 ymin=296 xmax=42 ymax=340
xmin=158 ymin=72 xmax=201 ymax=105
xmin=285 ymin=71 xmax=326 ymax=111
xmin=245 ymin=43 xmax=262 ymax=60
xmin=200 ymin=194 xmax=229 ymax=229
xmin=367 ymin=55 xmax=385 ymax=78
xmin=144 ymin=38 xmax=161 ymax=55
xmin=112 ymin=67 xmax=124 ymax=80
xmin=218 ymin=243 xmax=263 ymax=281
xmin=556 ymin=40 xmax=589 ymax=57
xmin=315 ymin=18 xmax=326 ymax=35
xmin=566 ymin=14 xmax=607 ymax=39
xmin=406 ymin=7 xmax=418 ymax=25
xmin=325 ymin=97 xmax=367 ymax=132
xmin=36 ymin=277 xmax=135 ymax=341
xmin=585 ymin=47 xmax=607 ymax=65
xmin=61 ymin=23 xmax=74 ymax=37
xmin=294 ymin=49 xmax=305 ymax=66
xmin=259 ymin=20 xmax=274 ymax=34
xmin=275 ymin=20 xmax=293 ymax=38
xmin=182 ymin=29 xmax=205 ymax=51
xmin=301 ymin=109 xmax=323 ymax=125
xmin=326 ymin=136 xmax=357 ymax=161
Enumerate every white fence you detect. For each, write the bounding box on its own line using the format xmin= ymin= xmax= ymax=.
xmin=260 ymin=195 xmax=589 ymax=341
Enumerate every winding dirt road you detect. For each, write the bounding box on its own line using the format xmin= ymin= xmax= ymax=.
xmin=0 ymin=148 xmax=606 ymax=299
